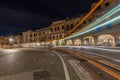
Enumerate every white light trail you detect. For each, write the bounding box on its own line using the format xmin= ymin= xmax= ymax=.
xmin=64 ymin=4 xmax=120 ymax=40
xmin=65 ymin=14 xmax=120 ymax=39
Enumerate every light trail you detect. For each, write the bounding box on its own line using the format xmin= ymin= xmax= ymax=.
xmin=68 ymin=47 xmax=120 ymax=63
xmin=64 ymin=0 xmax=104 ymax=37
xmin=65 ymin=14 xmax=120 ymax=39
xmin=60 ymin=48 xmax=120 ymax=80
xmin=68 ymin=46 xmax=120 ymax=52
xmin=64 ymin=4 xmax=120 ymax=40
xmin=81 ymin=47 xmax=120 ymax=53
xmin=83 ymin=4 xmax=120 ymax=30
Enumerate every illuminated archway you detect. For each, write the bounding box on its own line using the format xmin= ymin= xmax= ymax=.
xmin=52 ymin=40 xmax=57 ymax=47
xmin=58 ymin=39 xmax=65 ymax=46
xmin=97 ymin=34 xmax=115 ymax=46
xmin=56 ymin=40 xmax=59 ymax=46
xmin=74 ymin=39 xmax=81 ymax=46
xmin=119 ymin=36 xmax=120 ymax=43
xmin=66 ymin=40 xmax=73 ymax=46
xmin=83 ymin=36 xmax=94 ymax=45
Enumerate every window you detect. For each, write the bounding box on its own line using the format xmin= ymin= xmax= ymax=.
xmin=51 ymin=28 xmax=53 ymax=32
xmin=92 ymin=14 xmax=94 ymax=18
xmin=49 ymin=31 xmax=51 ymax=34
xmin=105 ymin=2 xmax=110 ymax=7
xmin=58 ymin=34 xmax=60 ymax=38
xmin=83 ymin=21 xmax=86 ymax=24
xmin=43 ymin=32 xmax=44 ymax=34
xmin=30 ymin=34 xmax=32 ymax=37
xmin=53 ymin=36 xmax=54 ymax=39
xmin=58 ymin=26 xmax=59 ymax=30
xmin=77 ymin=22 xmax=79 ymax=24
xmin=55 ymin=34 xmax=57 ymax=37
xmin=34 ymin=34 xmax=36 ymax=36
xmin=71 ymin=26 xmax=73 ymax=29
xmin=67 ymin=24 xmax=69 ymax=30
xmin=55 ymin=27 xmax=56 ymax=31
xmin=45 ymin=32 xmax=47 ymax=35
xmin=89 ymin=19 xmax=91 ymax=23
xmin=51 ymin=35 xmax=53 ymax=39
xmin=71 ymin=24 xmax=73 ymax=27
xmin=62 ymin=26 xmax=64 ymax=30
xmin=97 ymin=6 xmax=101 ymax=10
xmin=62 ymin=33 xmax=64 ymax=38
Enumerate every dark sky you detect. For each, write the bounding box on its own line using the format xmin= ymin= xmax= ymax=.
xmin=0 ymin=0 xmax=98 ymax=36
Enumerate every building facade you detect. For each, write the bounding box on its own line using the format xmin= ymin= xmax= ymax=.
xmin=65 ymin=0 xmax=120 ymax=47
xmin=2 ymin=0 xmax=120 ymax=48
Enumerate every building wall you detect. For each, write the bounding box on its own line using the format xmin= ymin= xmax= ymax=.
xmin=35 ymin=27 xmax=50 ymax=42
xmin=0 ymin=36 xmax=4 ymax=48
xmin=50 ymin=20 xmax=65 ymax=40
xmin=2 ymin=0 xmax=119 ymax=47
xmin=31 ymin=31 xmax=35 ymax=42
xmin=22 ymin=30 xmax=32 ymax=43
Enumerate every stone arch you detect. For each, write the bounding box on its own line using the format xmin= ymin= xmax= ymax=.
xmin=56 ymin=40 xmax=59 ymax=46
xmin=119 ymin=36 xmax=120 ymax=43
xmin=74 ymin=39 xmax=81 ymax=46
xmin=97 ymin=34 xmax=115 ymax=46
xmin=52 ymin=40 xmax=57 ymax=47
xmin=66 ymin=39 xmax=73 ymax=46
xmin=117 ymin=36 xmax=120 ymax=46
xmin=58 ymin=39 xmax=65 ymax=46
xmin=83 ymin=36 xmax=94 ymax=45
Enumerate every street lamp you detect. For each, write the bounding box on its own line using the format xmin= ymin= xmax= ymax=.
xmin=9 ymin=37 xmax=14 ymax=49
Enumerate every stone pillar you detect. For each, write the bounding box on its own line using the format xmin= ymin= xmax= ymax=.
xmin=52 ymin=40 xmax=56 ymax=47
xmin=94 ymin=36 xmax=98 ymax=46
xmin=114 ymin=36 xmax=119 ymax=47
xmin=81 ymin=37 xmax=84 ymax=46
xmin=58 ymin=39 xmax=62 ymax=47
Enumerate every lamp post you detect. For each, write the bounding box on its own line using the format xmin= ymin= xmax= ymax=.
xmin=9 ymin=37 xmax=14 ymax=49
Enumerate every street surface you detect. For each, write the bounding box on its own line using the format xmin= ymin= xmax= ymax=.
xmin=0 ymin=48 xmax=66 ymax=80
xmin=64 ymin=46 xmax=120 ymax=80
xmin=67 ymin=46 xmax=120 ymax=64
xmin=0 ymin=48 xmax=84 ymax=80
xmin=0 ymin=47 xmax=119 ymax=80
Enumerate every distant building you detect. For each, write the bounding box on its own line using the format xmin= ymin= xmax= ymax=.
xmin=35 ymin=27 xmax=50 ymax=43
xmin=0 ymin=36 xmax=4 ymax=48
xmin=3 ymin=36 xmax=10 ymax=48
xmin=22 ymin=30 xmax=32 ymax=43
xmin=13 ymin=35 xmax=21 ymax=48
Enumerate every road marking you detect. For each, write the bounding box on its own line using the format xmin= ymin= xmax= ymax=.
xmin=61 ymin=48 xmax=120 ymax=80
xmin=52 ymin=51 xmax=70 ymax=80
xmin=69 ymin=59 xmax=93 ymax=80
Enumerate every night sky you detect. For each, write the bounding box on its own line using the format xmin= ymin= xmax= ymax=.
xmin=0 ymin=0 xmax=98 ymax=36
